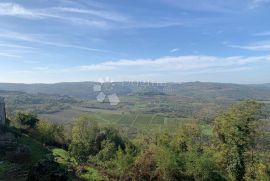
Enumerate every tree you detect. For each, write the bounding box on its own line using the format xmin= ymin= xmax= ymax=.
xmin=171 ymin=122 xmax=203 ymax=153
xmin=170 ymin=122 xmax=224 ymax=180
xmin=213 ymin=101 xmax=263 ymax=181
xmin=69 ymin=115 xmax=99 ymax=162
xmin=15 ymin=112 xmax=39 ymax=129
xmin=35 ymin=119 xmax=64 ymax=145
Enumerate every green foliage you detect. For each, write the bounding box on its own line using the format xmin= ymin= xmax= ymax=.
xmin=52 ymin=148 xmax=77 ymax=169
xmin=14 ymin=112 xmax=39 ymax=129
xmin=79 ymin=167 xmax=105 ymax=181
xmin=250 ymin=162 xmax=270 ymax=181
xmin=154 ymin=145 xmax=181 ymax=180
xmin=185 ymin=152 xmax=226 ymax=181
xmin=69 ymin=115 xmax=99 ymax=162
xmin=114 ymin=145 xmax=135 ymax=177
xmin=214 ymin=101 xmax=263 ymax=181
xmin=18 ymin=135 xmax=49 ymax=164
xmin=27 ymin=157 xmax=68 ymax=181
xmin=95 ymin=140 xmax=116 ymax=162
xmin=0 ymin=161 xmax=14 ymax=175
xmin=102 ymin=127 xmax=126 ymax=151
xmin=35 ymin=119 xmax=64 ymax=145
xmin=2 ymin=99 xmax=269 ymax=181
xmin=154 ymin=123 xmax=224 ymax=181
xmin=171 ymin=122 xmax=203 ymax=152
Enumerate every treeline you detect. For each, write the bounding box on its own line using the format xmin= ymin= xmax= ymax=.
xmin=1 ymin=101 xmax=270 ymax=180
xmin=0 ymin=90 xmax=76 ymax=115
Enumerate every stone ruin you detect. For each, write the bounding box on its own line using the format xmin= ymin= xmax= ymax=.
xmin=0 ymin=97 xmax=6 ymax=125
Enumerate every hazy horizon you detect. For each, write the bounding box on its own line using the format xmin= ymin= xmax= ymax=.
xmin=0 ymin=80 xmax=270 ymax=85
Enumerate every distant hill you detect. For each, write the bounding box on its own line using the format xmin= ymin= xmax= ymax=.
xmin=0 ymin=82 xmax=97 ymax=99
xmin=0 ymin=82 xmax=270 ymax=101
xmin=0 ymin=90 xmax=76 ymax=114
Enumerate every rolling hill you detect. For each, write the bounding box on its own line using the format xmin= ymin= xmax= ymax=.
xmin=0 ymin=82 xmax=270 ymax=101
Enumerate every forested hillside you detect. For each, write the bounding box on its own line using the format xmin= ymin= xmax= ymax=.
xmin=1 ymin=82 xmax=270 ymax=127
xmin=0 ymin=90 xmax=77 ymax=115
xmin=1 ymin=82 xmax=270 ymax=101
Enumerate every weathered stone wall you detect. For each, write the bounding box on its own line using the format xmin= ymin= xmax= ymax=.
xmin=0 ymin=97 xmax=6 ymax=125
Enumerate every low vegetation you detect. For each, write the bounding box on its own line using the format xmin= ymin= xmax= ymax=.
xmin=1 ymin=100 xmax=269 ymax=180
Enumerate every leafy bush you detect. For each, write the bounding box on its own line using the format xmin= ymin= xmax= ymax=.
xmin=14 ymin=112 xmax=39 ymax=129
xmin=77 ymin=167 xmax=104 ymax=181
xmin=69 ymin=115 xmax=99 ymax=162
xmin=35 ymin=119 xmax=65 ymax=147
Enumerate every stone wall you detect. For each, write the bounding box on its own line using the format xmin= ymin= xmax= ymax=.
xmin=0 ymin=97 xmax=6 ymax=125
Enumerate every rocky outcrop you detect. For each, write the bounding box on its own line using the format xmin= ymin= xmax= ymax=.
xmin=0 ymin=97 xmax=6 ymax=125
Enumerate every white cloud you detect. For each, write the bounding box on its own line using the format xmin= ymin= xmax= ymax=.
xmin=228 ymin=42 xmax=270 ymax=51
xmin=170 ymin=48 xmax=179 ymax=53
xmin=0 ymin=44 xmax=36 ymax=60
xmin=128 ymin=21 xmax=183 ymax=29
xmin=0 ymin=3 xmax=111 ymax=28
xmin=0 ymin=52 xmax=21 ymax=58
xmin=162 ymin=0 xmax=270 ymax=13
xmin=53 ymin=7 xmax=127 ymax=22
xmin=2 ymin=55 xmax=270 ymax=83
xmin=0 ymin=2 xmax=194 ymax=29
xmin=33 ymin=67 xmax=49 ymax=71
xmin=0 ymin=43 xmax=36 ymax=49
xmin=77 ymin=64 xmax=115 ymax=71
xmin=0 ymin=31 xmax=120 ymax=54
xmin=0 ymin=3 xmax=41 ymax=18
xmin=13 ymin=55 xmax=266 ymax=73
xmin=64 ymin=55 xmax=270 ymax=73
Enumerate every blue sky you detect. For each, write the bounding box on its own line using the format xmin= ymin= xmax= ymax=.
xmin=0 ymin=0 xmax=270 ymax=83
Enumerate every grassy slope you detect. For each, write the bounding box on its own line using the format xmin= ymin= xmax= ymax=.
xmin=19 ymin=135 xmax=50 ymax=164
xmin=0 ymin=134 xmax=50 ymax=180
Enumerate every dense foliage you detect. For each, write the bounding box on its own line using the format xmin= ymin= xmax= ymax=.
xmin=1 ymin=101 xmax=270 ymax=180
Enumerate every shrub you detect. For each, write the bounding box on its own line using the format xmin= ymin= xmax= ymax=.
xmin=69 ymin=115 xmax=99 ymax=162
xmin=35 ymin=119 xmax=65 ymax=147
